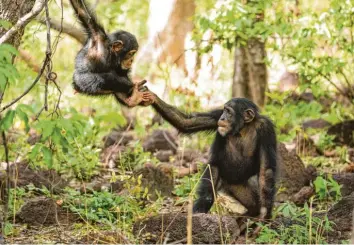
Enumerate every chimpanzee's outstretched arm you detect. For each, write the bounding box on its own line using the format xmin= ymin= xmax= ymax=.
xmin=151 ymin=93 xmax=222 ymax=134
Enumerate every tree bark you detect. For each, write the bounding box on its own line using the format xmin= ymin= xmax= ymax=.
xmin=0 ymin=0 xmax=39 ymax=47
xmin=232 ymin=46 xmax=250 ymax=99
xmin=231 ymin=39 xmax=267 ymax=107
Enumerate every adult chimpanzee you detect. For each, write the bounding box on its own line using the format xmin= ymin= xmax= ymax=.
xmin=151 ymin=94 xmax=277 ymax=219
xmin=69 ymin=0 xmax=152 ymax=107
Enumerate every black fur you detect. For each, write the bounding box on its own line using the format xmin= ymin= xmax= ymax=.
xmin=152 ymin=96 xmax=277 ymax=218
xmin=69 ymin=0 xmax=139 ymax=103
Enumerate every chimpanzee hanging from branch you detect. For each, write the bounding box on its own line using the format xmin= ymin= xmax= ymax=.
xmin=69 ymin=0 xmax=153 ymax=107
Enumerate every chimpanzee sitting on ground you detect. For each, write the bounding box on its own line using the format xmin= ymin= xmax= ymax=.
xmin=149 ymin=93 xmax=277 ymax=220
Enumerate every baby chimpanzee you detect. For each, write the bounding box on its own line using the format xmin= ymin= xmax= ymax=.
xmin=70 ymin=0 xmax=152 ymax=107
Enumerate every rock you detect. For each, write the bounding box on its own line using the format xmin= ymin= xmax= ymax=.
xmin=151 ymin=113 xmax=164 ymax=126
xmin=79 ymin=177 xmax=124 ymax=194
xmin=133 ymin=165 xmax=174 ymax=200
xmin=26 ymin=129 xmax=41 ymax=145
xmin=327 ymin=192 xmax=354 ymax=243
xmin=327 ymin=120 xmax=354 ymax=147
xmin=177 ymin=149 xmax=201 ymax=162
xmin=294 ymin=132 xmax=322 ymax=157
xmin=110 ymin=180 xmax=124 ymax=193
xmin=287 ymin=92 xmax=332 ymax=110
xmin=16 ymin=196 xmax=78 ymax=226
xmin=103 ymin=130 xmax=135 ymax=148
xmin=278 ymin=71 xmax=299 ymax=92
xmin=133 ymin=213 xmax=240 ymax=244
xmin=0 ymin=162 xmax=68 ymax=194
xmin=143 ymin=130 xmax=178 ymax=153
xmin=302 ymin=119 xmax=331 ymax=130
xmin=80 ymin=106 xmax=96 ymax=117
xmin=276 ymin=143 xmax=315 ymax=202
xmin=100 ymin=145 xmax=127 ymax=168
xmin=344 ymin=164 xmax=354 ymax=173
xmin=332 ymin=173 xmax=354 ymax=197
xmin=156 ymin=162 xmax=198 ymax=178
xmin=291 ymin=186 xmax=315 ymax=205
xmin=77 ymin=230 xmax=130 ymax=244
xmin=217 ymin=190 xmax=248 ymax=214
xmin=154 ymin=150 xmax=174 ymax=162
xmin=349 ymin=148 xmax=354 ymax=162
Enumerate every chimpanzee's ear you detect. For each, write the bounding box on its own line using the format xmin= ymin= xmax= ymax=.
xmin=111 ymin=40 xmax=124 ymax=52
xmin=243 ymin=109 xmax=255 ymax=123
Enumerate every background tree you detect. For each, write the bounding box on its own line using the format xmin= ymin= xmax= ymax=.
xmin=136 ymin=0 xmax=195 ymax=76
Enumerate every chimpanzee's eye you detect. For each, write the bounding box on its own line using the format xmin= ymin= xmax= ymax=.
xmin=224 ymin=107 xmax=231 ymax=115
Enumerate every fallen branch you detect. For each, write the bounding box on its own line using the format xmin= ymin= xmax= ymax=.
xmin=0 ymin=0 xmax=47 ymax=44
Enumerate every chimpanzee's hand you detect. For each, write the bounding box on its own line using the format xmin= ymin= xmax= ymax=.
xmin=139 ymin=92 xmax=155 ymax=106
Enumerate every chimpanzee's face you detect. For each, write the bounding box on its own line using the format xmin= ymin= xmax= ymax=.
xmin=217 ymin=105 xmax=236 ymax=136
xmin=217 ymin=99 xmax=256 ymax=137
xmin=109 ymin=30 xmax=139 ymax=70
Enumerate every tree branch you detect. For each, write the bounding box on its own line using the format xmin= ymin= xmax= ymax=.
xmin=36 ymin=17 xmax=86 ymax=44
xmin=0 ymin=55 xmax=50 ymax=112
xmin=18 ymin=49 xmax=40 ymax=73
xmin=0 ymin=0 xmax=47 ymax=44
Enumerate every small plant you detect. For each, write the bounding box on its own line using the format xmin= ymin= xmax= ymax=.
xmin=317 ymin=133 xmax=336 ymax=152
xmin=118 ymin=141 xmax=158 ymax=172
xmin=256 ymin=201 xmax=334 ymax=244
xmin=313 ymin=175 xmax=342 ymax=202
xmin=174 ymin=172 xmax=200 ymax=198
xmin=63 ymin=187 xmax=157 ymax=231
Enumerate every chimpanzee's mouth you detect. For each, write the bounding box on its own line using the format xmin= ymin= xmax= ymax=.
xmin=121 ymin=63 xmax=131 ymax=70
xmin=217 ymin=126 xmax=227 ymax=135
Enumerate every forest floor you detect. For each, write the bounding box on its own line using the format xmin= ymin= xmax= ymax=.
xmin=1 ymin=95 xmax=354 ymax=244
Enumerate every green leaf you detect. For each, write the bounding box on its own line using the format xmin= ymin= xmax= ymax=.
xmin=16 ymin=104 xmax=34 ymax=114
xmin=51 ymin=127 xmax=62 ymax=146
xmin=97 ymin=112 xmax=126 ymax=126
xmin=16 ymin=108 xmax=29 ymax=132
xmin=41 ymin=121 xmax=55 ymax=140
xmin=41 ymin=146 xmax=53 ymax=168
xmin=0 ymin=110 xmax=16 ymax=131
xmin=0 ymin=73 xmax=6 ymax=91
xmin=60 ymin=136 xmax=70 ymax=153
xmin=29 ymin=144 xmax=42 ymax=161
xmin=0 ymin=44 xmax=18 ymax=56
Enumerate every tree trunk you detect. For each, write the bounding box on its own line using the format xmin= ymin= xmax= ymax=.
xmin=232 ymin=46 xmax=250 ymax=99
xmin=231 ymin=39 xmax=267 ymax=107
xmin=136 ymin=0 xmax=195 ymax=74
xmin=231 ymin=0 xmax=267 ymax=107
xmin=0 ymin=0 xmax=36 ymax=48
